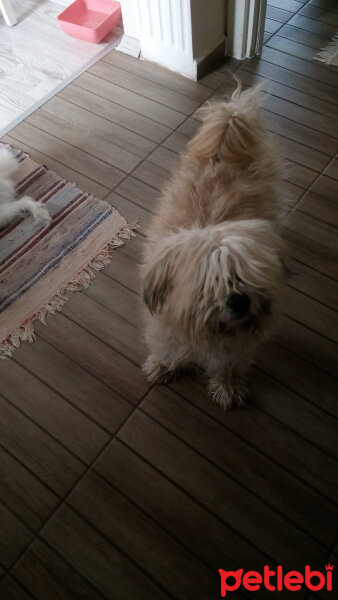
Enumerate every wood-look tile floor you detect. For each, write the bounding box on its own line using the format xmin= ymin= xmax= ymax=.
xmin=1 ymin=0 xmax=337 ymax=597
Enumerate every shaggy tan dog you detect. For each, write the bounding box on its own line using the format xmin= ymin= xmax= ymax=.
xmin=140 ymin=86 xmax=285 ymax=409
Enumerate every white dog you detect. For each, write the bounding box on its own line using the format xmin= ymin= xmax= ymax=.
xmin=140 ymin=86 xmax=286 ymax=409
xmin=0 ymin=148 xmax=51 ymax=229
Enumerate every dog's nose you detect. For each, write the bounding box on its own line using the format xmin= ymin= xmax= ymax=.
xmin=227 ymin=293 xmax=251 ymax=317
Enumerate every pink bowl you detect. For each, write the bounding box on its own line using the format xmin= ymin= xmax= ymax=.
xmin=58 ymin=0 xmax=121 ymax=44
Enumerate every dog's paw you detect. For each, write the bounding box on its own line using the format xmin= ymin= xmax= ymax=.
xmin=142 ymin=356 xmax=174 ymax=384
xmin=208 ymin=377 xmax=248 ymax=410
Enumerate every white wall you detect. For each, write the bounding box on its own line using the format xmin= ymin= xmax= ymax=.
xmin=190 ymin=0 xmax=226 ymax=61
xmin=227 ymin=0 xmax=266 ymax=59
xmin=138 ymin=0 xmax=195 ymax=77
xmin=119 ymin=0 xmax=226 ymax=79
xmin=120 ymin=0 xmax=140 ymax=39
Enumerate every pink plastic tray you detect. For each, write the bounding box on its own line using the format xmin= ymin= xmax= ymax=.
xmin=58 ymin=0 xmax=121 ymax=44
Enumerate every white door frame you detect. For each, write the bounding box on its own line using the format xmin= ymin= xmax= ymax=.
xmin=118 ymin=0 xmax=267 ymax=77
xmin=227 ymin=0 xmax=267 ymax=60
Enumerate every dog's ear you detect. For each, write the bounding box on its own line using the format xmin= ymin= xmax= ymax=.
xmin=141 ymin=239 xmax=177 ymax=314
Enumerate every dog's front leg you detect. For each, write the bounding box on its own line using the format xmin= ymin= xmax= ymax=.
xmin=205 ymin=346 xmax=254 ymax=409
xmin=142 ymin=317 xmax=187 ymax=384
xmin=142 ymin=354 xmax=179 ymax=384
xmin=208 ymin=374 xmax=248 ymax=410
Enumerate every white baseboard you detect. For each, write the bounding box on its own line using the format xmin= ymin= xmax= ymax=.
xmin=116 ymin=34 xmax=140 ymax=58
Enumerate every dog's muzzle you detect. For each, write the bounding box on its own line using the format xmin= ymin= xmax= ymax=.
xmin=227 ymin=293 xmax=251 ymax=318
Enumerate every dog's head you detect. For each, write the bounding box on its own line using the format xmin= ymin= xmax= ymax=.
xmin=141 ymin=220 xmax=285 ymax=341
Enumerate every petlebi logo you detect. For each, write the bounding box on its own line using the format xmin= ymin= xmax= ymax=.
xmin=218 ymin=564 xmax=334 ymax=596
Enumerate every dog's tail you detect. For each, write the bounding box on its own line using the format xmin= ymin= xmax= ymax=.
xmin=0 ymin=148 xmax=19 ymax=180
xmin=188 ymin=84 xmax=264 ymax=162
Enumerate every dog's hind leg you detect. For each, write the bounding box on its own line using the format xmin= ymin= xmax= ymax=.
xmin=18 ymin=196 xmax=51 ymax=226
xmin=0 ymin=199 xmax=32 ymax=228
xmin=0 ymin=197 xmax=51 ymax=229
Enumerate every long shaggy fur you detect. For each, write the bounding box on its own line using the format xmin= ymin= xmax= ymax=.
xmin=0 ymin=148 xmax=51 ymax=230
xmin=140 ymin=86 xmax=286 ymax=409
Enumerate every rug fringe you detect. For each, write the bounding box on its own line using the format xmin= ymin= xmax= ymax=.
xmin=0 ymin=221 xmax=139 ymax=359
xmin=314 ymin=32 xmax=338 ymax=64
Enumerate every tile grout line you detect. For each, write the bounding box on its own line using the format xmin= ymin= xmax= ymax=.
xmin=1 ymin=4 xmax=337 ymax=593
xmin=25 ymin=69 xmax=212 ymax=385
xmin=146 ymin=389 xmax=338 ymax=507
xmin=263 ymin=0 xmax=312 ymax=44
xmin=100 ymin=56 xmax=214 ymax=102
xmin=2 ymin=575 xmax=37 ymax=600
xmin=288 ymin=153 xmax=337 ymax=216
xmin=5 ymin=89 xmax=208 ymax=419
xmin=236 ymin=11 xmax=338 ymax=220
xmin=83 ymin=69 xmax=196 ymax=116
xmin=255 ymin=363 xmax=338 ymax=420
xmin=35 ymin=320 xmax=145 ymax=407
xmin=82 ymin=466 xmax=266 ymax=600
xmin=120 ymin=407 xmax=333 ymax=551
xmin=3 ymin=383 xmax=156 ymax=592
xmin=11 ymin=356 xmax=128 ymax=435
xmin=114 ymin=438 xmax=275 ymax=566
xmin=4 ymin=133 xmax=111 ymax=197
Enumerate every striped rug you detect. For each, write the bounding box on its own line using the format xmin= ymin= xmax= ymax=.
xmin=0 ymin=143 xmax=135 ymax=358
